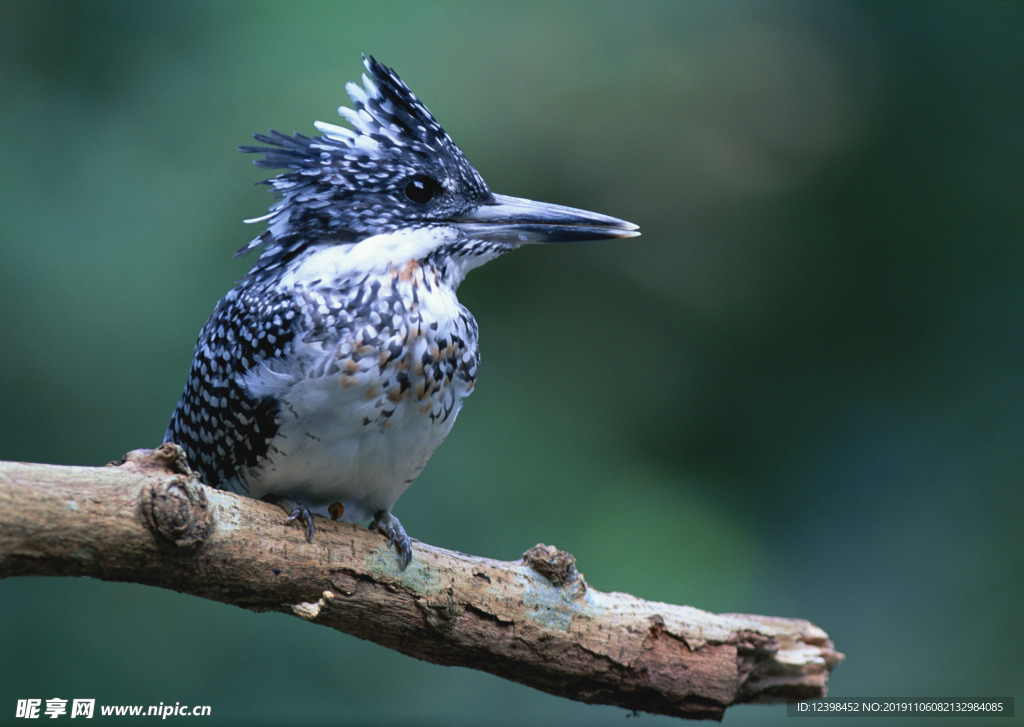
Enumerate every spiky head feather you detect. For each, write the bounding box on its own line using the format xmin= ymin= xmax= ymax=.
xmin=238 ymin=55 xmax=492 ymax=260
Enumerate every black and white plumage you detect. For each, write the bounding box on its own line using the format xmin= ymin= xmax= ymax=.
xmin=165 ymin=55 xmax=638 ymax=568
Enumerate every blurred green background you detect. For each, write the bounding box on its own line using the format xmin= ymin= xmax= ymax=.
xmin=2 ymin=1 xmax=1021 ymax=725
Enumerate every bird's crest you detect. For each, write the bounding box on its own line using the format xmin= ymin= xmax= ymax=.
xmin=237 ymin=55 xmax=487 ymax=258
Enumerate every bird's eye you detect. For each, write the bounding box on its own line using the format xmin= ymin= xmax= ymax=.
xmin=403 ymin=175 xmax=440 ymax=205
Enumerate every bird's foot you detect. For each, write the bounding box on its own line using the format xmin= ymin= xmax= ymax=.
xmin=262 ymin=495 xmax=315 ymax=541
xmin=369 ymin=510 xmax=412 ymax=570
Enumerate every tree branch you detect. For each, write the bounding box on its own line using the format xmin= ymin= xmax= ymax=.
xmin=0 ymin=445 xmax=843 ymax=721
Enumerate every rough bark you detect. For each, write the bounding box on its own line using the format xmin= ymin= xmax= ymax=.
xmin=0 ymin=445 xmax=843 ymax=720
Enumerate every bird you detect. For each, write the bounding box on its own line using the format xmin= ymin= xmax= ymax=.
xmin=164 ymin=55 xmax=639 ymax=568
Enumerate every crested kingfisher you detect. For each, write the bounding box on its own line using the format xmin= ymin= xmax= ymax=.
xmin=165 ymin=55 xmax=639 ymax=568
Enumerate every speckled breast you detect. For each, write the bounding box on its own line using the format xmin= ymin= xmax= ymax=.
xmin=233 ymin=258 xmax=480 ymax=517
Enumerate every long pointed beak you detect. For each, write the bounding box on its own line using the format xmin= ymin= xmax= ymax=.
xmin=453 ymin=193 xmax=639 ymax=244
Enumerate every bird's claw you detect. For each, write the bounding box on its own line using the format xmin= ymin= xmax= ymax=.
xmin=370 ymin=510 xmax=412 ymax=570
xmin=285 ymin=505 xmax=316 ymax=542
xmin=263 ymin=495 xmax=315 ymax=541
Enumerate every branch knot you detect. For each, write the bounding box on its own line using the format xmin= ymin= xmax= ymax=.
xmin=126 ymin=446 xmax=213 ymax=549
xmin=522 ymin=543 xmax=583 ymax=592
